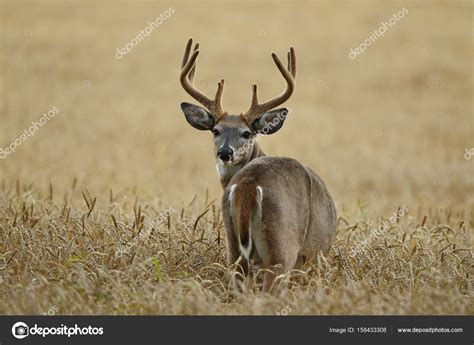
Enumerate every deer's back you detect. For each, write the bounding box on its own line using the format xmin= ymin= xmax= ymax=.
xmin=227 ymin=156 xmax=336 ymax=257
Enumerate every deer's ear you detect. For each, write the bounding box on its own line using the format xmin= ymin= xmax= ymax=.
xmin=251 ymin=108 xmax=289 ymax=134
xmin=181 ymin=102 xmax=215 ymax=131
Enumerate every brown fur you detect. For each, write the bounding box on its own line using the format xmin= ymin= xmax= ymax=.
xmin=222 ymin=156 xmax=336 ymax=294
xmin=231 ymin=177 xmax=259 ymax=249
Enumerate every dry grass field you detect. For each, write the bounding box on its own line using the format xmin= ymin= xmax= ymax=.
xmin=0 ymin=0 xmax=472 ymax=315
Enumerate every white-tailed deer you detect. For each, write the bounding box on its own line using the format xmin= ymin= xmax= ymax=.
xmin=179 ymin=38 xmax=336 ymax=293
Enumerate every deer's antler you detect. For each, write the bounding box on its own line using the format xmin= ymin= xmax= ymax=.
xmin=180 ymin=38 xmax=226 ymax=119
xmin=243 ymin=47 xmax=296 ymax=122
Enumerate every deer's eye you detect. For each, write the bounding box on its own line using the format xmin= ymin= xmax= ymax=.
xmin=241 ymin=131 xmax=251 ymax=139
xmin=212 ymin=129 xmax=220 ymax=137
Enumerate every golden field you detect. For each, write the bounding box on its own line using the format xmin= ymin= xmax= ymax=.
xmin=0 ymin=0 xmax=472 ymax=314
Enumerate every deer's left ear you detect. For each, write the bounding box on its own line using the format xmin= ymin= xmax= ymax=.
xmin=251 ymin=108 xmax=289 ymax=134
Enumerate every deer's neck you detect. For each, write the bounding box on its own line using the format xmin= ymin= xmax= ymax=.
xmin=217 ymin=143 xmax=266 ymax=189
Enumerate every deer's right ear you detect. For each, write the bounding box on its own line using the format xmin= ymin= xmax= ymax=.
xmin=180 ymin=102 xmax=215 ymax=131
xmin=251 ymin=108 xmax=289 ymax=134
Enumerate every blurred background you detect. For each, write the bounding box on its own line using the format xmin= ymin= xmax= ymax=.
xmin=0 ymin=0 xmax=472 ymax=218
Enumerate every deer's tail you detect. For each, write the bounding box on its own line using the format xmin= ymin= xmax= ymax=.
xmin=229 ymin=179 xmax=263 ymax=260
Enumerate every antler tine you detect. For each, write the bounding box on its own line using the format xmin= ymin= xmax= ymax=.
xmin=188 ymin=42 xmax=199 ymax=82
xmin=181 ymin=38 xmax=199 ymax=83
xmin=244 ymin=47 xmax=296 ymax=121
xmin=287 ymin=51 xmax=291 ymax=74
xmin=250 ymin=83 xmax=259 ymax=108
xmin=181 ymin=38 xmax=193 ymax=69
xmin=215 ymin=79 xmax=225 ymax=107
xmin=288 ymin=47 xmax=296 ymax=78
xmin=180 ymin=38 xmax=225 ymax=117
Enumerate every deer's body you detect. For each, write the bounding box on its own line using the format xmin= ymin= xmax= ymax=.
xmin=179 ymin=38 xmax=336 ymax=293
xmin=221 ymin=145 xmax=336 ymax=292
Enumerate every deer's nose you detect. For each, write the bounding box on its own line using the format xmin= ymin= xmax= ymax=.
xmin=217 ymin=147 xmax=233 ymax=162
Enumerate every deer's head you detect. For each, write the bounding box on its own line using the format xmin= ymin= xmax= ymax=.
xmin=179 ymin=38 xmax=296 ymax=167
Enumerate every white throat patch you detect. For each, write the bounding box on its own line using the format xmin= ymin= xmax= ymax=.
xmin=216 ymin=161 xmax=239 ymax=180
